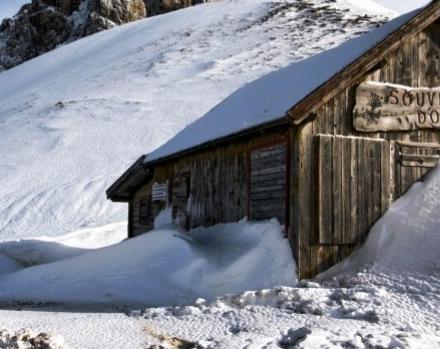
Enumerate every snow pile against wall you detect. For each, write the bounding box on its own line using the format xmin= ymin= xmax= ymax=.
xmin=0 ymin=220 xmax=296 ymax=307
xmin=325 ymin=166 xmax=440 ymax=278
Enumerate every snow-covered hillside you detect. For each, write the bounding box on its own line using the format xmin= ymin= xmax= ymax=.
xmin=0 ymin=0 xmax=391 ymax=240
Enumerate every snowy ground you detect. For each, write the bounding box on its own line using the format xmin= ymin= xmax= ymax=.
xmin=0 ymin=166 xmax=439 ymax=348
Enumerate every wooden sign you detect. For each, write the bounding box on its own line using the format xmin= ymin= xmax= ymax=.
xmin=353 ymin=82 xmax=440 ymax=132
xmin=152 ymin=182 xmax=168 ymax=202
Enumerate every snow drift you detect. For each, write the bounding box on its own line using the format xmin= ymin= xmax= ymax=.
xmin=324 ymin=166 xmax=440 ymax=278
xmin=0 ymin=219 xmax=296 ymax=307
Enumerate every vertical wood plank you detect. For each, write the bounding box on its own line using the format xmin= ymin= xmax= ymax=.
xmin=350 ymin=138 xmax=358 ymax=243
xmin=333 ymin=94 xmax=342 ymax=135
xmin=317 ymin=105 xmax=326 ymax=134
xmin=298 ymin=124 xmax=313 ymax=278
xmin=381 ymin=141 xmax=391 ymax=214
xmin=290 ymin=129 xmax=299 ymax=260
xmin=366 ymin=140 xmax=374 ymax=241
xmin=372 ymin=141 xmax=382 ymax=223
xmin=418 ymin=30 xmax=428 ymax=86
xmin=342 ymin=137 xmax=351 ymax=243
xmin=388 ymin=49 xmax=397 ymax=83
xmin=332 ymin=136 xmax=342 ymax=244
xmin=357 ymin=138 xmax=366 ymax=242
xmin=318 ymin=135 xmax=333 ymax=244
xmin=309 ymin=123 xmax=319 ymax=276
xmin=426 ymin=24 xmax=439 ymax=88
xmin=326 ymin=100 xmax=334 ymax=136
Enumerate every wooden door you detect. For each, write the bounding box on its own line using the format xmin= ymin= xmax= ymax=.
xmin=172 ymin=173 xmax=191 ymax=229
xmin=249 ymin=142 xmax=288 ymax=227
xmin=316 ymin=135 xmax=391 ymax=245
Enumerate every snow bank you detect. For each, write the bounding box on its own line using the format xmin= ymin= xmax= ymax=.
xmin=0 ymin=254 xmax=20 ymax=274
xmin=325 ymin=166 xmax=440 ymax=277
xmin=0 ymin=220 xmax=296 ymax=307
xmin=0 ymin=222 xmax=126 ymax=274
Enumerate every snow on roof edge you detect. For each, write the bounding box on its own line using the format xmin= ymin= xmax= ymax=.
xmin=144 ymin=5 xmax=428 ymax=165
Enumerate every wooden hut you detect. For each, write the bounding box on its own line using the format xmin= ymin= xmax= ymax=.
xmin=107 ymin=1 xmax=440 ymax=279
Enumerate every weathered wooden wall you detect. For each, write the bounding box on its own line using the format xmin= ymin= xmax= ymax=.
xmin=249 ymin=142 xmax=289 ymax=226
xmin=131 ymin=181 xmax=156 ymax=236
xmin=295 ymin=20 xmax=440 ymax=278
xmin=316 ymin=135 xmax=390 ymax=245
xmin=133 ymin=130 xmax=291 ymax=233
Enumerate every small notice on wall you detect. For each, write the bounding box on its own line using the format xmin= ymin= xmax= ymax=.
xmin=152 ymin=182 xmax=168 ymax=202
xmin=353 ymin=82 xmax=440 ymax=132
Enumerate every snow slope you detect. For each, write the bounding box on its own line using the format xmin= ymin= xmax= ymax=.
xmin=0 ymin=0 xmax=391 ymax=240
xmin=323 ymin=166 xmax=440 ymax=278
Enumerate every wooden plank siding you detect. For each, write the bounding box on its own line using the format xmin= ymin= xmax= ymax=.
xmin=137 ymin=130 xmax=292 ymax=231
xmin=249 ymin=143 xmax=288 ymax=225
xmin=316 ymin=135 xmax=388 ymax=245
xmin=132 ymin=181 xmax=155 ymax=236
xmin=297 ymin=21 xmax=440 ymax=278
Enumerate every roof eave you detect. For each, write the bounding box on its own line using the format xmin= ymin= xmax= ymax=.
xmin=106 ymin=155 xmax=153 ymax=202
xmin=145 ymin=116 xmax=292 ymax=167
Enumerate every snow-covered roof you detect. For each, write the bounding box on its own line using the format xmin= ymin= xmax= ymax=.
xmin=145 ymin=5 xmax=427 ymax=164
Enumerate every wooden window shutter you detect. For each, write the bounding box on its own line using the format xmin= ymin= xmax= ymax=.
xmin=139 ymin=197 xmax=152 ymax=226
xmin=395 ymin=141 xmax=440 ymax=198
xmin=249 ymin=142 xmax=288 ymax=225
xmin=172 ymin=172 xmax=191 ymax=229
xmin=316 ymin=134 xmax=390 ymax=245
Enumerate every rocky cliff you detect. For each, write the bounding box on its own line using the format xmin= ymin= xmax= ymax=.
xmin=0 ymin=0 xmax=205 ymax=71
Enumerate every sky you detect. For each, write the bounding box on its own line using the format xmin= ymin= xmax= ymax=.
xmin=0 ymin=0 xmax=29 ymax=20
xmin=0 ymin=0 xmax=434 ymax=22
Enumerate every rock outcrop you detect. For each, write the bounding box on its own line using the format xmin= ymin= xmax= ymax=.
xmin=146 ymin=0 xmax=205 ymax=16
xmin=0 ymin=0 xmax=206 ymax=71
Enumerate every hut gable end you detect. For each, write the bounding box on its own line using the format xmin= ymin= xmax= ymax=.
xmin=295 ymin=13 xmax=440 ymax=278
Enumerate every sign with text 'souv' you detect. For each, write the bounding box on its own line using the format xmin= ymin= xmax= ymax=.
xmin=353 ymin=82 xmax=440 ymax=132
